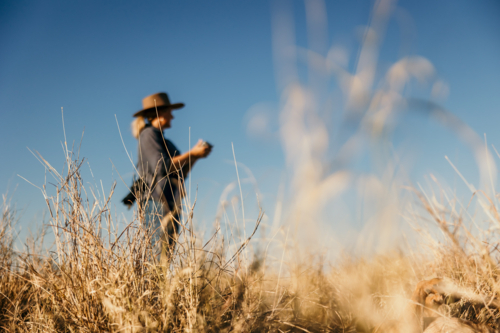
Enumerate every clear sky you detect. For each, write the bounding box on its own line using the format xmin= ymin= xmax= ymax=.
xmin=1 ymin=0 xmax=499 ymax=248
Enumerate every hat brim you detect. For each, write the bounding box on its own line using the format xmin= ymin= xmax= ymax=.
xmin=133 ymin=103 xmax=185 ymax=118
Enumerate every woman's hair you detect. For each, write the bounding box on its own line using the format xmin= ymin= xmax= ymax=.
xmin=131 ymin=116 xmax=147 ymax=139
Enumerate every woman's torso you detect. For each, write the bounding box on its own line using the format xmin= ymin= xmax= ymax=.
xmin=137 ymin=125 xmax=181 ymax=207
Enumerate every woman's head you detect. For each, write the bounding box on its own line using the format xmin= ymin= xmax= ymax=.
xmin=131 ymin=92 xmax=184 ymax=139
xmin=149 ymin=108 xmax=174 ymax=129
xmin=131 ymin=108 xmax=174 ymax=139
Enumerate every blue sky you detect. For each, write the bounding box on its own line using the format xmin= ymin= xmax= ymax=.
xmin=1 ymin=0 xmax=499 ymax=246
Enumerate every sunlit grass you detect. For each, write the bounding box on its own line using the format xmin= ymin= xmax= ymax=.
xmin=1 ymin=146 xmax=500 ymax=332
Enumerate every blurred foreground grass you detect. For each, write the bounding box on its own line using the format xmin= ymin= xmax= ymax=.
xmin=2 ymin=148 xmax=500 ymax=332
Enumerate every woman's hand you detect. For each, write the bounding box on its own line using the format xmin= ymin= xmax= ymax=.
xmin=190 ymin=139 xmax=212 ymax=158
xmin=170 ymin=139 xmax=211 ymax=175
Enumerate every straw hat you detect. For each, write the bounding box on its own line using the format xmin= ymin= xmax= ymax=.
xmin=133 ymin=92 xmax=185 ymax=118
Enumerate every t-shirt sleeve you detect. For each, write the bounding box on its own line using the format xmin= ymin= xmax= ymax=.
xmin=165 ymin=140 xmax=181 ymax=159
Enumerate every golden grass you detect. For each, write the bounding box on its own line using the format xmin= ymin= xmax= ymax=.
xmin=1 ymin=146 xmax=500 ymax=333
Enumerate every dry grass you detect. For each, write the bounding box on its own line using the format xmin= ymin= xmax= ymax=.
xmin=1 ymin=145 xmax=500 ymax=333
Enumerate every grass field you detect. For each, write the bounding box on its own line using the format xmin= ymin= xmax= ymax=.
xmin=1 ymin=142 xmax=500 ymax=333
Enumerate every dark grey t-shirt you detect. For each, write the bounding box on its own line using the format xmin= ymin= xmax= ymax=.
xmin=137 ymin=125 xmax=181 ymax=208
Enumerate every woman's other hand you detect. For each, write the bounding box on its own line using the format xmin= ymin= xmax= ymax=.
xmin=190 ymin=139 xmax=212 ymax=158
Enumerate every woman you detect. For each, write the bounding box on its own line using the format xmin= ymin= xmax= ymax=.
xmin=130 ymin=92 xmax=212 ymax=264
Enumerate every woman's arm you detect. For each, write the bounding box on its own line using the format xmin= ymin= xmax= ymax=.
xmin=169 ymin=139 xmax=211 ymax=177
